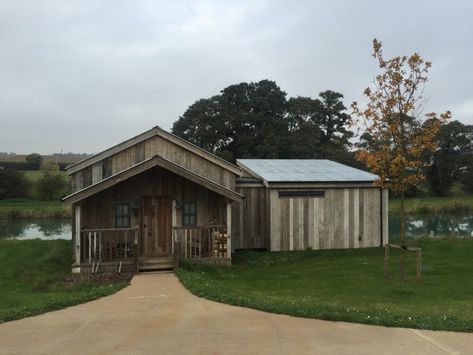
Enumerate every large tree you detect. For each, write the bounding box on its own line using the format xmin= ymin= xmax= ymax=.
xmin=426 ymin=121 xmax=473 ymax=196
xmin=286 ymin=91 xmax=354 ymax=162
xmin=173 ymin=80 xmax=287 ymax=162
xmin=173 ymin=81 xmax=354 ymax=163
xmin=352 ymin=39 xmax=450 ymax=280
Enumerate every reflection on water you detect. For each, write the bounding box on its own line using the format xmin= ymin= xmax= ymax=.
xmin=1 ymin=214 xmax=472 ymax=241
xmin=0 ymin=219 xmax=71 ymax=240
xmin=389 ymin=213 xmax=473 ymax=239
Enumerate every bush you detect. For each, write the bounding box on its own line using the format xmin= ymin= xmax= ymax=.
xmin=36 ymin=172 xmax=68 ymax=201
xmin=25 ymin=153 xmax=43 ymax=170
xmin=0 ymin=169 xmax=30 ymax=199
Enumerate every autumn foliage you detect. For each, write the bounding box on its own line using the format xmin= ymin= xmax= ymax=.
xmin=352 ymin=39 xmax=450 ymax=193
xmin=352 ymin=39 xmax=450 ymax=279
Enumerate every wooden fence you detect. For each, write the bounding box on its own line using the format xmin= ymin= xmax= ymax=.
xmin=80 ymin=228 xmax=139 ymax=271
xmin=173 ymin=225 xmax=230 ymax=260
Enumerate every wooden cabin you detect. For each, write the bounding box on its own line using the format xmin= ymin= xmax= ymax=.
xmin=64 ymin=127 xmax=242 ymax=273
xmin=64 ymin=127 xmax=388 ymax=273
xmin=233 ymin=159 xmax=389 ymax=251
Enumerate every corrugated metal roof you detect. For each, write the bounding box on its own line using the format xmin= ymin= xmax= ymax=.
xmin=236 ymin=159 xmax=378 ymax=183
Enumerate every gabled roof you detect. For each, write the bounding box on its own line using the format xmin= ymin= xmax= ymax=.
xmin=66 ymin=126 xmax=241 ymax=175
xmin=237 ymin=159 xmax=378 ymax=185
xmin=63 ymin=155 xmax=243 ymax=204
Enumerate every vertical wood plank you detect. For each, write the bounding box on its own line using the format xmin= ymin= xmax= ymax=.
xmin=307 ymin=198 xmax=314 ymax=249
xmin=313 ymin=197 xmax=319 ymax=250
xmin=74 ymin=205 xmax=81 ymax=266
xmin=289 ymin=198 xmax=294 ymax=251
xmin=354 ymin=188 xmax=360 ymax=249
xmin=383 ymin=188 xmax=389 ymax=245
xmin=348 ymin=189 xmax=354 ymax=249
xmin=343 ymin=188 xmax=350 ymax=248
xmin=269 ymin=189 xmax=281 ymax=251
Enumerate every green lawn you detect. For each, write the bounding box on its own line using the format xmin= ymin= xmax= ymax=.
xmin=0 ymin=199 xmax=71 ymax=219
xmin=177 ymin=238 xmax=473 ymax=331
xmin=0 ymin=240 xmax=129 ymax=323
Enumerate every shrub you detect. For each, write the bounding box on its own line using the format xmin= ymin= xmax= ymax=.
xmin=0 ymin=169 xmax=30 ymax=199
xmin=36 ymin=172 xmax=68 ymax=201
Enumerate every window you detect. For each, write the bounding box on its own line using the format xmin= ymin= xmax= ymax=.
xmin=279 ymin=190 xmax=325 ymax=198
xmin=182 ymin=201 xmax=197 ymax=226
xmin=114 ymin=203 xmax=131 ymax=228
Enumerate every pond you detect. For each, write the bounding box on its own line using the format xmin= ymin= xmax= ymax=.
xmin=389 ymin=213 xmax=473 ymax=239
xmin=1 ymin=213 xmax=472 ymax=241
xmin=0 ymin=219 xmax=71 ymax=240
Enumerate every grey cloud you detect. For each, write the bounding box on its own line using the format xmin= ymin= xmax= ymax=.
xmin=0 ymin=0 xmax=471 ymax=154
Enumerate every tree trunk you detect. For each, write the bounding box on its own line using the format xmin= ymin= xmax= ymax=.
xmin=400 ymin=190 xmax=406 ymax=281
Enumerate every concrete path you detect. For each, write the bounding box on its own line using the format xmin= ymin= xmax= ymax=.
xmin=0 ymin=274 xmax=472 ymax=355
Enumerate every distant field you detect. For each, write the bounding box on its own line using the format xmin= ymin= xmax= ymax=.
xmin=24 ymin=170 xmax=67 ymax=183
xmin=0 ymin=153 xmax=88 ymax=164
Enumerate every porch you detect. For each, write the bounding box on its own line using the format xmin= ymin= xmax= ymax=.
xmin=73 ymin=224 xmax=231 ymax=273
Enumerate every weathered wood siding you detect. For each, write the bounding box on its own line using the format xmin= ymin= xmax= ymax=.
xmin=71 ymin=135 xmax=236 ymax=192
xmin=75 ymin=166 xmax=228 ymax=233
xmin=267 ymin=187 xmax=388 ymax=251
xmin=232 ymin=187 xmax=268 ymax=249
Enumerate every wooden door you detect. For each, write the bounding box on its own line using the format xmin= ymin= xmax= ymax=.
xmin=141 ymin=196 xmax=172 ymax=256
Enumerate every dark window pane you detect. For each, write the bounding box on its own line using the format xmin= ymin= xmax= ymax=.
xmin=115 ymin=203 xmax=131 ymax=228
xmin=182 ymin=201 xmax=197 ymax=226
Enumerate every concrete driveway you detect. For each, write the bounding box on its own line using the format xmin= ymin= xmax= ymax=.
xmin=0 ymin=273 xmax=472 ymax=355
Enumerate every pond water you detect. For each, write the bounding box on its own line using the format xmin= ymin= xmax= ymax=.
xmin=389 ymin=213 xmax=473 ymax=239
xmin=0 ymin=213 xmax=472 ymax=241
xmin=0 ymin=219 xmax=72 ymax=240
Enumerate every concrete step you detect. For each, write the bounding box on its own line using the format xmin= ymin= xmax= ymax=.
xmin=138 ymin=257 xmax=174 ymax=271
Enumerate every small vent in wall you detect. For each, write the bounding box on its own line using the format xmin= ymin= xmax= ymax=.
xmin=278 ymin=191 xmax=325 ymax=198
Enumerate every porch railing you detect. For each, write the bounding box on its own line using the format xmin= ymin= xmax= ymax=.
xmin=173 ymin=225 xmax=230 ymax=259
xmin=80 ymin=228 xmax=139 ymax=266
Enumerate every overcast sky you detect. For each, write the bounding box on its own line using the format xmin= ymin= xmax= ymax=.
xmin=1 ymin=0 xmax=472 ymax=154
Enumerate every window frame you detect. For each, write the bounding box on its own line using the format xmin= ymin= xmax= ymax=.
xmin=114 ymin=202 xmax=131 ymax=228
xmin=182 ymin=201 xmax=197 ymax=227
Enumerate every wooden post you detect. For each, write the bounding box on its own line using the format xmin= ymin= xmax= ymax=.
xmin=99 ymin=232 xmax=102 ymax=262
xmin=172 ymin=200 xmax=177 ymax=255
xmin=124 ymin=231 xmax=128 ymax=260
xmin=93 ymin=232 xmax=97 ymax=262
xmin=416 ymin=248 xmax=422 ymax=281
xmin=173 ymin=232 xmax=180 ymax=269
xmin=88 ymin=232 xmax=92 ymax=264
xmin=226 ymin=202 xmax=232 ymax=259
xmin=384 ymin=243 xmax=390 ymax=279
xmin=74 ymin=205 xmax=81 ymax=270
xmin=134 ymin=226 xmax=139 ymax=273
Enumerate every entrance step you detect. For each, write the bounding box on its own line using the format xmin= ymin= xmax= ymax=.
xmin=138 ymin=257 xmax=174 ymax=272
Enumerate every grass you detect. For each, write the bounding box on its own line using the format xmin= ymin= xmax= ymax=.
xmin=389 ymin=195 xmax=473 ymax=214
xmin=177 ymin=238 xmax=473 ymax=331
xmin=0 ymin=169 xmax=71 ymax=220
xmin=23 ymin=170 xmax=67 ymax=183
xmin=0 ymin=199 xmax=71 ymax=219
xmin=0 ymin=239 xmax=128 ymax=323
